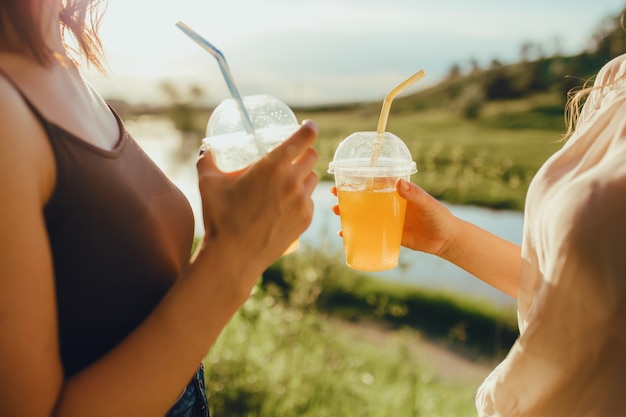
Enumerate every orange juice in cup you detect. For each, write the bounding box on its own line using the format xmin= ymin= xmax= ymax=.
xmin=329 ymin=70 xmax=424 ymax=270
xmin=329 ymin=132 xmax=417 ymax=271
xmin=337 ymin=181 xmax=407 ymax=271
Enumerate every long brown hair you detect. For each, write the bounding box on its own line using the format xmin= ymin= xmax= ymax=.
xmin=0 ymin=0 xmax=107 ymax=71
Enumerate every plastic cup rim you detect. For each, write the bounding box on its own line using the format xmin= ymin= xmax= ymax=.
xmin=328 ymin=160 xmax=417 ymax=176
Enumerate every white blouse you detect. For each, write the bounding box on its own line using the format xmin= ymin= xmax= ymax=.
xmin=476 ymin=53 xmax=626 ymax=416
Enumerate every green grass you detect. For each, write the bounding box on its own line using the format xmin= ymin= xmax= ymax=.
xmin=204 ymin=286 xmax=485 ymax=417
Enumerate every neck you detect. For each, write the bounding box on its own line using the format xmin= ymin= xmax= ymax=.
xmin=42 ymin=0 xmax=67 ymax=58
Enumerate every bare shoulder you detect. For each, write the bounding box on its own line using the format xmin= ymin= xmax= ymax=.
xmin=0 ymin=73 xmax=56 ymax=203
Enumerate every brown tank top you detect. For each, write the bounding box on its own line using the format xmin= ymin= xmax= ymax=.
xmin=1 ymin=71 xmax=195 ymax=378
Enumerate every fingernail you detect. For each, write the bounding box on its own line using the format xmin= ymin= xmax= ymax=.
xmin=301 ymin=119 xmax=318 ymax=134
xmin=400 ymin=179 xmax=410 ymax=192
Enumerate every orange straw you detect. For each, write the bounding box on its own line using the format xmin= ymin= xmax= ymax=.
xmin=370 ymin=69 xmax=426 ymax=167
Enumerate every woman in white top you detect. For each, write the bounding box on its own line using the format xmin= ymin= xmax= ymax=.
xmin=394 ymin=52 xmax=626 ymax=416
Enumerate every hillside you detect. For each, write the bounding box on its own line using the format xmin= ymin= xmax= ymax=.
xmin=293 ymin=12 xmax=625 ymax=209
xmin=296 ymin=6 xmax=625 ymax=115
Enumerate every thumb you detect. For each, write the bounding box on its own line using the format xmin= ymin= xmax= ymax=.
xmin=396 ymin=178 xmax=427 ymax=203
xmin=196 ymin=149 xmax=221 ymax=177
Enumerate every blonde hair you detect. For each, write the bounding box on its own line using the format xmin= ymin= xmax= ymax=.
xmin=0 ymin=0 xmax=107 ymax=72
xmin=564 ymin=12 xmax=626 ymax=139
xmin=563 ymin=79 xmax=594 ymax=139
xmin=564 ymin=70 xmax=626 ymax=139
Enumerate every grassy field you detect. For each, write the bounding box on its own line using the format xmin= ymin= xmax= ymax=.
xmin=296 ymin=91 xmax=566 ymax=210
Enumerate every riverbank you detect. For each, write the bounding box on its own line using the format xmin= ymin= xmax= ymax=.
xmin=264 ymin=252 xmax=518 ymax=360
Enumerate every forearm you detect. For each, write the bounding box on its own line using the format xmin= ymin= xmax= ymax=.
xmin=441 ymin=219 xmax=521 ymax=298
xmin=53 ymin=236 xmax=258 ymax=417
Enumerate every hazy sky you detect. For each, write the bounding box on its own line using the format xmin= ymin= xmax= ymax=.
xmin=85 ymin=0 xmax=626 ymax=106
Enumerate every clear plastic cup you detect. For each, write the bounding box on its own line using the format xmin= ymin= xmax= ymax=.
xmin=202 ymin=94 xmax=301 ymax=254
xmin=328 ymin=131 xmax=417 ymax=271
xmin=203 ymin=94 xmax=300 ymax=171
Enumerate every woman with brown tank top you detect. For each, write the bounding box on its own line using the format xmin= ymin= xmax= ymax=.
xmin=0 ymin=1 xmax=318 ymax=416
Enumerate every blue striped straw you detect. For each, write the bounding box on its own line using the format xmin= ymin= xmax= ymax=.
xmin=175 ymin=21 xmax=265 ymax=153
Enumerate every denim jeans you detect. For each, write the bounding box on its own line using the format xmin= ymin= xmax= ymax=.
xmin=165 ymin=364 xmax=210 ymax=417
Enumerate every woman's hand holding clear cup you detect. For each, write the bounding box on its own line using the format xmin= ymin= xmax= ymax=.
xmin=196 ymin=120 xmax=318 ymax=272
xmin=331 ymin=178 xmax=461 ymax=257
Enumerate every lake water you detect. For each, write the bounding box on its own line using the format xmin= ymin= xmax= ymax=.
xmin=129 ymin=117 xmax=520 ymax=308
